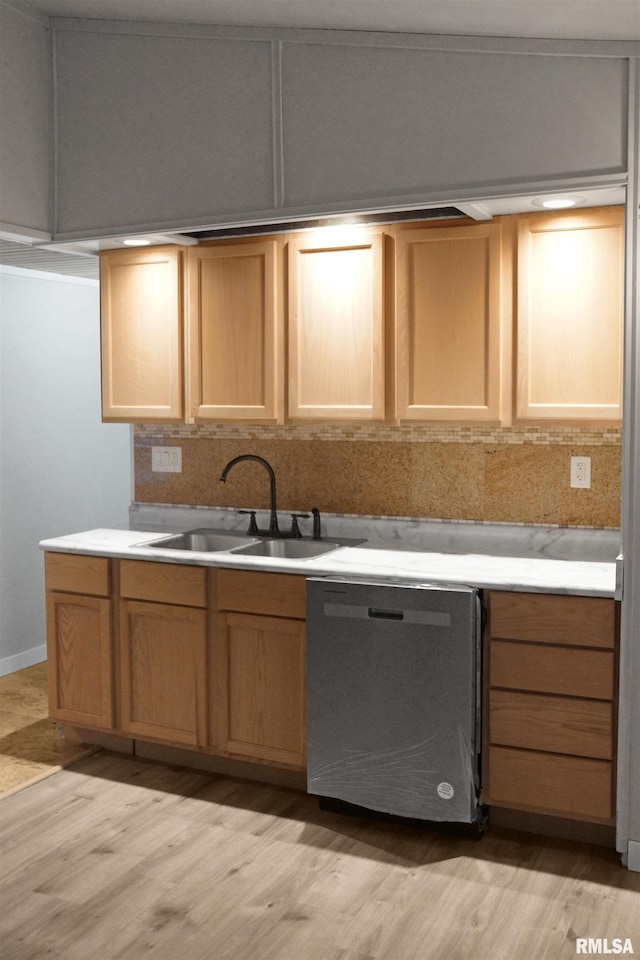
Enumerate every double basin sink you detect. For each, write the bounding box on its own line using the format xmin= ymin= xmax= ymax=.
xmin=141 ymin=528 xmax=364 ymax=560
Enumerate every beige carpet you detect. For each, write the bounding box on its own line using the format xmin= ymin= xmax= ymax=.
xmin=0 ymin=662 xmax=94 ymax=796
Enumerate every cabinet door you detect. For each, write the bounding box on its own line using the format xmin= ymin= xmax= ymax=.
xmin=187 ymin=240 xmax=283 ymax=422
xmin=516 ymin=206 xmax=623 ymax=422
xmin=120 ymin=600 xmax=207 ymax=746
xmin=100 ymin=246 xmax=183 ymax=422
xmin=215 ymin=612 xmax=306 ymax=768
xmin=395 ymin=221 xmax=503 ymax=421
xmin=288 ymin=230 xmax=384 ymax=420
xmin=46 ymin=592 xmax=113 ymax=728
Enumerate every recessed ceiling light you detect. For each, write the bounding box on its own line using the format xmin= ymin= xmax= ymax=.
xmin=123 ymin=238 xmax=152 ymax=246
xmin=532 ymin=195 xmax=585 ymax=210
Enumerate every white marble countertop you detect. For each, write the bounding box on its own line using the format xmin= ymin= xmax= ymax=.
xmin=39 ymin=508 xmax=620 ymax=598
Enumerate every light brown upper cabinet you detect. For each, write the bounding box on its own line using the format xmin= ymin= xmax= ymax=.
xmin=288 ymin=229 xmax=385 ymax=420
xmin=515 ymin=206 xmax=624 ymax=423
xmin=100 ymin=246 xmax=183 ymax=421
xmin=99 ymin=210 xmax=625 ymax=427
xmin=394 ymin=221 xmax=504 ymax=422
xmin=187 ymin=239 xmax=283 ymax=422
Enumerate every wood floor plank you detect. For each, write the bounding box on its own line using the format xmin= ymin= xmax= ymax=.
xmin=1 ymin=752 xmax=639 ymax=960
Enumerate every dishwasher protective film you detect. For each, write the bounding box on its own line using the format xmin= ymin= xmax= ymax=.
xmin=306 ymin=577 xmax=482 ymax=823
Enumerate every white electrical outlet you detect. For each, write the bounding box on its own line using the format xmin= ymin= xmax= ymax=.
xmin=570 ymin=456 xmax=591 ymax=489
xmin=151 ymin=446 xmax=182 ymax=473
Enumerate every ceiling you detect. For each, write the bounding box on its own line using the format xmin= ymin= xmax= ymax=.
xmin=14 ymin=0 xmax=640 ymax=42
xmin=0 ymin=240 xmax=101 ymax=280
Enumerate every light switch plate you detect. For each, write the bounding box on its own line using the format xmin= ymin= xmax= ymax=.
xmin=151 ymin=446 xmax=182 ymax=473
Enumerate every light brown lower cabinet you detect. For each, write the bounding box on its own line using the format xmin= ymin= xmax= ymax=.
xmin=45 ymin=553 xmax=307 ymax=771
xmin=215 ymin=611 xmax=306 ymax=767
xmin=118 ymin=559 xmax=208 ymax=746
xmin=119 ymin=599 xmax=207 ymax=746
xmin=213 ymin=569 xmax=307 ymax=769
xmin=485 ymin=590 xmax=618 ymax=823
xmin=45 ymin=553 xmax=620 ymax=825
xmin=45 ymin=553 xmax=114 ymax=729
xmin=488 ymin=747 xmax=614 ymax=821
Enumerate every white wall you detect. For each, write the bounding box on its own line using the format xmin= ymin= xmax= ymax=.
xmin=0 ymin=267 xmax=131 ymax=675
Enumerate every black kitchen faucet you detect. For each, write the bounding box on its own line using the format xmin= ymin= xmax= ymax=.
xmin=219 ymin=455 xmax=322 ymax=539
xmin=219 ymin=454 xmax=281 ymax=535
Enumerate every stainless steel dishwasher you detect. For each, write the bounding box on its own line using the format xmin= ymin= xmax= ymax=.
xmin=306 ymin=577 xmax=483 ymax=825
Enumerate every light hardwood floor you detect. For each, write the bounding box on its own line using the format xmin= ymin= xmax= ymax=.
xmin=1 ymin=751 xmax=639 ymax=960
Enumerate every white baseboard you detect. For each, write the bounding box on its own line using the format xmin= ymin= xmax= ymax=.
xmin=0 ymin=645 xmax=46 ymax=677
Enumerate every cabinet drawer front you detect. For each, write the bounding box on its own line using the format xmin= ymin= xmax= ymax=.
xmin=488 ymin=745 xmax=613 ymax=821
xmin=215 ymin=570 xmax=306 ymax=619
xmin=488 ymin=591 xmax=616 ymax=648
xmin=120 ymin=560 xmax=206 ymax=607
xmin=490 ymin=640 xmax=614 ymax=700
xmin=489 ymin=689 xmax=613 ymax=759
xmin=45 ymin=552 xmax=111 ymax=597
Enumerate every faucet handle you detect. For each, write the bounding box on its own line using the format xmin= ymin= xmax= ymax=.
xmin=289 ymin=513 xmax=310 ymax=538
xmin=237 ymin=509 xmax=259 ymax=534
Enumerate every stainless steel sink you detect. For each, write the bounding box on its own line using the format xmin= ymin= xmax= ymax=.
xmin=141 ymin=528 xmax=365 ymax=559
xmin=232 ymin=538 xmax=347 ymax=559
xmin=142 ymin=529 xmax=260 ymax=552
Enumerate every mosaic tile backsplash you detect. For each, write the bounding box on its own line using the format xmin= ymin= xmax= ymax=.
xmin=134 ymin=423 xmax=622 ymax=528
